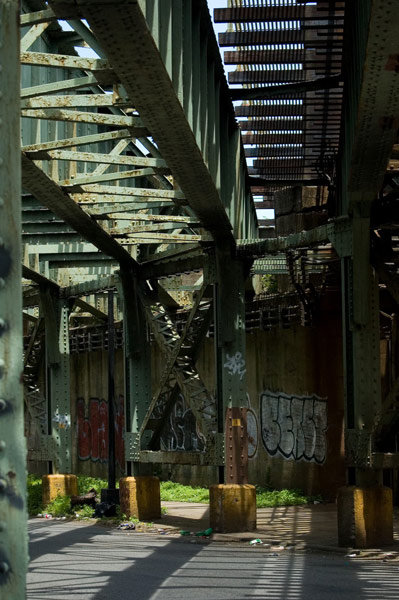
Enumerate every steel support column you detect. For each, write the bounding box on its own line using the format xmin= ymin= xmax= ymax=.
xmin=40 ymin=291 xmax=72 ymax=474
xmin=0 ymin=1 xmax=27 ymax=596
xmin=215 ymin=249 xmax=248 ymax=484
xmin=119 ymin=270 xmax=152 ymax=476
xmin=341 ymin=216 xmax=382 ymax=485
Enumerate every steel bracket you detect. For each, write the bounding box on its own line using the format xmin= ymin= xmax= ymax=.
xmin=328 ymin=221 xmax=353 ymax=258
xmin=29 ymin=435 xmax=58 ymax=463
xmin=213 ymin=432 xmax=225 ymax=466
xmin=124 ymin=431 xmax=140 ymax=461
xmin=345 ymin=429 xmax=371 ymax=468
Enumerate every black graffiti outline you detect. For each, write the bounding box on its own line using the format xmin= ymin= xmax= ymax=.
xmin=260 ymin=391 xmax=327 ymax=464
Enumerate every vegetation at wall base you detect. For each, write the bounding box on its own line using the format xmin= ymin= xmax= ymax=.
xmin=28 ymin=475 xmax=322 ymax=518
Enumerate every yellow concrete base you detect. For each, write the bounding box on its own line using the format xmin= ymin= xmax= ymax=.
xmin=42 ymin=474 xmax=78 ymax=506
xmin=210 ymin=484 xmax=256 ymax=533
xmin=119 ymin=476 xmax=161 ymax=521
xmin=337 ymin=485 xmax=393 ymax=548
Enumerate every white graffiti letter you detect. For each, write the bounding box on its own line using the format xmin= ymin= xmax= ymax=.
xmin=224 ymin=352 xmax=246 ymax=380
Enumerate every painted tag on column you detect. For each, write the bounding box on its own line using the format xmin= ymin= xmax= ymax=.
xmin=260 ymin=391 xmax=327 ymax=464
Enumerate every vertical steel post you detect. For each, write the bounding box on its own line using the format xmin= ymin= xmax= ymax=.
xmin=107 ymin=290 xmax=116 ymax=490
xmin=215 ymin=248 xmax=248 ymax=484
xmin=0 ymin=1 xmax=28 ymax=597
xmin=119 ymin=270 xmax=152 ymax=476
xmin=101 ymin=290 xmax=119 ymax=504
xmin=341 ymin=215 xmax=382 ymax=485
xmin=41 ymin=292 xmax=72 ymax=474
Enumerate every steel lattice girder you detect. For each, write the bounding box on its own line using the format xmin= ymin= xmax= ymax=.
xmin=50 ymin=0 xmax=256 ymax=243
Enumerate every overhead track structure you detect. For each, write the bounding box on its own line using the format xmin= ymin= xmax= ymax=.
xmin=215 ymin=0 xmax=345 ymax=216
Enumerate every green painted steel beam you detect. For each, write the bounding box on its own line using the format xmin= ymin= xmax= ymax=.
xmin=69 ymin=0 xmax=234 ymax=242
xmin=0 ymin=1 xmax=28 ymax=596
xmin=21 ymin=21 xmax=51 ymax=52
xmin=70 ymin=184 xmax=185 ymax=200
xmin=230 ymin=75 xmax=342 ymax=101
xmin=21 ymin=154 xmax=139 ymax=272
xmin=22 ymin=129 xmax=131 ymax=152
xmin=97 ymin=213 xmax=199 ymax=224
xmin=61 ymin=275 xmax=117 ymax=299
xmin=59 ymin=167 xmax=168 ymax=188
xmin=236 ymin=225 xmax=329 ymax=257
xmin=139 ymin=249 xmax=205 ymax=280
xmin=26 ymin=149 xmax=168 ymax=168
xmin=74 ymin=298 xmax=107 ymax=321
xmin=21 ymin=50 xmax=111 ymax=71
xmin=21 ymin=74 xmax=111 ymax=99
xmin=22 ymin=264 xmax=60 ymax=292
xmin=21 ymin=108 xmax=148 ymax=133
xmin=20 ymin=7 xmax=57 ymax=26
xmin=340 ymin=0 xmax=399 ymax=207
xmin=21 ymin=94 xmax=130 ymax=109
xmin=85 ymin=201 xmax=175 ymax=213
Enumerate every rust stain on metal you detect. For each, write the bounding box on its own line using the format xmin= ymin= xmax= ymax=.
xmin=385 ymin=54 xmax=399 ymax=72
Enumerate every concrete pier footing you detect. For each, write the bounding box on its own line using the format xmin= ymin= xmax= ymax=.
xmin=209 ymin=484 xmax=256 ymax=533
xmin=42 ymin=474 xmax=78 ymax=506
xmin=119 ymin=476 xmax=161 ymax=520
xmin=337 ymin=485 xmax=393 ymax=547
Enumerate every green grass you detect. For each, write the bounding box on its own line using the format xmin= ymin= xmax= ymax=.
xmin=159 ymin=481 xmax=321 ymax=507
xmin=160 ymin=481 xmax=210 ymax=503
xmin=28 ymin=476 xmax=321 ymax=520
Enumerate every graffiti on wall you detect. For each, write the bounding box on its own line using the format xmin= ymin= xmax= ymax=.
xmin=224 ymin=352 xmax=246 ymax=380
xmin=260 ymin=391 xmax=327 ymax=464
xmin=76 ymin=396 xmax=125 ymax=469
xmin=247 ymin=408 xmax=258 ymax=459
xmin=160 ymin=395 xmax=206 ymax=452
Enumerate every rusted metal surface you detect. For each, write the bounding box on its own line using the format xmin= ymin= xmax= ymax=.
xmin=69 ymin=0 xmax=254 ymax=242
xmin=1 ymin=1 xmax=27 ymax=596
xmin=21 ymin=108 xmax=148 ymax=132
xmin=225 ymin=407 xmax=248 ymax=485
xmin=21 ymin=155 xmax=139 ymax=271
xmin=21 ymin=50 xmax=110 ymax=71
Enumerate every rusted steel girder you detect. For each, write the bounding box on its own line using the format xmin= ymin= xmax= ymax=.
xmin=21 ymin=155 xmax=139 ymax=272
xmin=52 ymin=0 xmax=236 ymax=243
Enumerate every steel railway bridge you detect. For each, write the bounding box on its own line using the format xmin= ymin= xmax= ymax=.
xmin=1 ymin=0 xmax=399 ymax=595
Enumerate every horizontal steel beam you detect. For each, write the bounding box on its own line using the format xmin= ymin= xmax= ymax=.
xmin=230 ymin=75 xmax=342 ymax=101
xmin=22 ymin=129 xmax=131 ymax=152
xmin=236 ymin=225 xmax=329 ymax=257
xmin=139 ymin=451 xmax=219 ymax=466
xmin=22 ymin=264 xmax=60 ymax=291
xmin=27 ymin=149 xmax=168 ymax=169
xmin=75 ymin=0 xmax=234 ymax=242
xmin=61 ymin=275 xmax=117 ymax=299
xmin=21 ymin=154 xmax=139 ymax=271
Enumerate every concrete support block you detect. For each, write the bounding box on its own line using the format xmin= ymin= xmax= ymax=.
xmin=119 ymin=476 xmax=161 ymax=520
xmin=337 ymin=485 xmax=393 ymax=548
xmin=42 ymin=474 xmax=78 ymax=506
xmin=209 ymin=484 xmax=256 ymax=533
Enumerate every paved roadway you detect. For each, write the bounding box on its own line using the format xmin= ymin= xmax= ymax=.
xmin=27 ymin=520 xmax=399 ymax=600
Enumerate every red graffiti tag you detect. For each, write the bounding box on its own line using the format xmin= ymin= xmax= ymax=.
xmin=76 ymin=396 xmax=125 ymax=470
